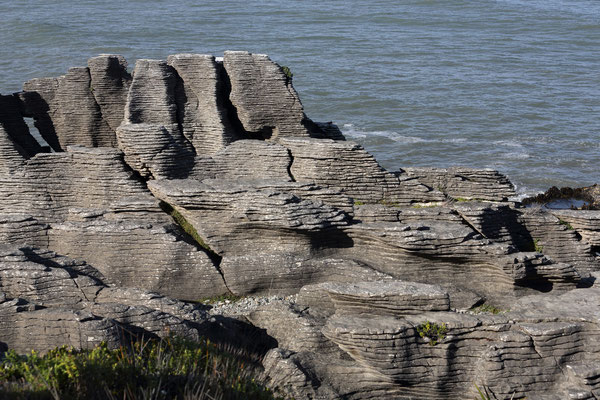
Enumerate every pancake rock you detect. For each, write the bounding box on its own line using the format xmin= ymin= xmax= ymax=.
xmin=0 ymin=245 xmax=206 ymax=353
xmin=0 ymin=52 xmax=598 ymax=399
xmin=249 ymin=281 xmax=600 ymax=399
xmin=223 ymin=51 xmax=312 ymax=139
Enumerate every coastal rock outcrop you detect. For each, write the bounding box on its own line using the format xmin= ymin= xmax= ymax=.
xmin=0 ymin=52 xmax=598 ymax=399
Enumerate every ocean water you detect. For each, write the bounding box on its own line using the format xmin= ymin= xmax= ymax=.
xmin=1 ymin=0 xmax=598 ymax=197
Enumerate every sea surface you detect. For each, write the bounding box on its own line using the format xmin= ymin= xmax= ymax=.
xmin=1 ymin=0 xmax=599 ymax=197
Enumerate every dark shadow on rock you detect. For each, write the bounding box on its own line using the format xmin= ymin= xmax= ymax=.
xmin=198 ymin=315 xmax=278 ymax=363
xmin=19 ymin=246 xmax=108 ymax=287
xmin=310 ymin=226 xmax=355 ymax=251
xmin=0 ymin=94 xmax=44 ymax=157
xmin=218 ymin=62 xmax=266 ymax=141
xmin=16 ymin=91 xmax=62 ymax=152
xmin=479 ymin=206 xmax=534 ymax=251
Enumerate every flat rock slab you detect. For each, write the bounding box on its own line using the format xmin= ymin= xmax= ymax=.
xmin=319 ymin=281 xmax=450 ymax=317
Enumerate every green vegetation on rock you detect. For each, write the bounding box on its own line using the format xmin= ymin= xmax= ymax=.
xmin=417 ymin=321 xmax=447 ymax=346
xmin=159 ymin=201 xmax=214 ymax=253
xmin=558 ymin=219 xmax=574 ymax=230
xmin=0 ymin=336 xmax=282 ymax=400
xmin=470 ymin=303 xmax=506 ymax=315
xmin=198 ymin=293 xmax=243 ymax=305
xmin=280 ymin=66 xmax=293 ymax=80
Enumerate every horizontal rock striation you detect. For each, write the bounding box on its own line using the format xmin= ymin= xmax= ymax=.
xmin=0 ymin=52 xmax=599 ymax=399
xmin=0 ymin=245 xmax=208 ymax=353
xmin=404 ymin=166 xmax=516 ymax=201
xmin=282 ymin=137 xmax=445 ymax=205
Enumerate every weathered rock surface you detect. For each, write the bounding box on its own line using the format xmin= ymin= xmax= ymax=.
xmin=404 ymin=166 xmax=516 ymax=201
xmin=1 ymin=52 xmax=599 ymax=399
xmin=282 ymin=137 xmax=445 ymax=205
xmin=550 ymin=209 xmax=600 ymax=248
xmin=167 ymin=54 xmax=238 ymax=154
xmin=190 ymin=140 xmax=293 ymax=182
xmin=0 ymin=245 xmax=208 ymax=353
xmin=223 ymin=51 xmax=312 ymax=139
xmin=248 ymin=281 xmax=600 ymax=400
xmin=87 ymin=54 xmax=132 ymax=132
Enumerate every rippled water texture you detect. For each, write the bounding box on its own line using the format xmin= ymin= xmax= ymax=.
xmin=1 ymin=0 xmax=598 ymax=195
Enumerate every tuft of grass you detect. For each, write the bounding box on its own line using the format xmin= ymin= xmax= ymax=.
xmin=533 ymin=239 xmax=543 ymax=253
xmin=353 ymin=200 xmax=365 ymax=206
xmin=558 ymin=219 xmax=574 ymax=230
xmin=417 ymin=321 xmax=447 ymax=346
xmin=0 ymin=336 xmax=283 ymax=400
xmin=411 ymin=203 xmax=439 ymax=209
xmin=378 ymin=200 xmax=401 ymax=208
xmin=159 ymin=202 xmax=214 ymax=253
xmin=470 ymin=303 xmax=505 ymax=315
xmin=280 ymin=66 xmax=293 ymax=80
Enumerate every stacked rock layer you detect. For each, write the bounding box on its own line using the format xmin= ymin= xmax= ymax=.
xmin=0 ymin=52 xmax=598 ymax=399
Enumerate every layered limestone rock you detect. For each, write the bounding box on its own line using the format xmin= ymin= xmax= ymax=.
xmin=47 ymin=218 xmax=226 ymax=300
xmin=223 ymin=51 xmax=312 ymax=139
xmin=87 ymin=54 xmax=132 ymax=132
xmin=148 ymin=178 xmax=367 ymax=295
xmin=342 ymin=220 xmax=580 ymax=306
xmin=250 ymin=281 xmax=600 ymax=400
xmin=404 ymin=166 xmax=516 ymax=201
xmin=0 ymin=245 xmax=207 ymax=353
xmin=167 ymin=54 xmax=237 ymax=154
xmin=22 ymin=66 xmax=115 ymax=149
xmin=550 ymin=209 xmax=600 ymax=248
xmin=282 ymin=137 xmax=445 ymax=205
xmin=1 ymin=52 xmax=599 ymax=398
xmin=0 ymin=125 xmax=28 ymax=173
xmin=190 ymin=140 xmax=293 ymax=182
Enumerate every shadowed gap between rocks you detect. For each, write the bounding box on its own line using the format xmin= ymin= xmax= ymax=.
xmin=217 ymin=60 xmax=271 ymax=141
xmin=17 ymin=91 xmax=62 ymax=152
xmin=157 ymin=200 xmax=235 ymax=296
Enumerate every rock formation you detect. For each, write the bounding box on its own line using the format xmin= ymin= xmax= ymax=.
xmin=0 ymin=51 xmax=598 ymax=399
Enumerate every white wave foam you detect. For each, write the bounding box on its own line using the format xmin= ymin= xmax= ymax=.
xmin=493 ymin=140 xmax=525 ymax=149
xmin=341 ymin=124 xmax=429 ymax=143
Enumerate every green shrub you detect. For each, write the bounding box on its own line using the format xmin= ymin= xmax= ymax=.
xmin=558 ymin=219 xmax=574 ymax=230
xmin=417 ymin=321 xmax=447 ymax=346
xmin=0 ymin=337 xmax=283 ymax=400
xmin=533 ymin=239 xmax=543 ymax=253
xmin=280 ymin=66 xmax=293 ymax=80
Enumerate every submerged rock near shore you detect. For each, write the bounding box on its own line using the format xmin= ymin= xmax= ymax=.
xmin=0 ymin=51 xmax=599 ymax=399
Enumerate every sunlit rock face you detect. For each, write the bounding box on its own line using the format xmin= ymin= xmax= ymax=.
xmin=0 ymin=52 xmax=598 ymax=399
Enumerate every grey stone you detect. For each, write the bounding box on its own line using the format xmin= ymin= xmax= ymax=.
xmin=281 ymin=137 xmax=445 ymax=205
xmin=404 ymin=166 xmax=516 ymax=201
xmin=88 ymin=54 xmax=132 ymax=132
xmin=223 ymin=51 xmax=312 ymax=139
xmin=167 ymin=54 xmax=238 ymax=155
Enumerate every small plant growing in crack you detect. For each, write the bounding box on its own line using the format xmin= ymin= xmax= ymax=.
xmin=281 ymin=65 xmax=293 ymax=80
xmin=159 ymin=201 xmax=216 ymax=255
xmin=417 ymin=321 xmax=447 ymax=346
xmin=558 ymin=219 xmax=574 ymax=230
xmin=532 ymin=239 xmax=543 ymax=253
